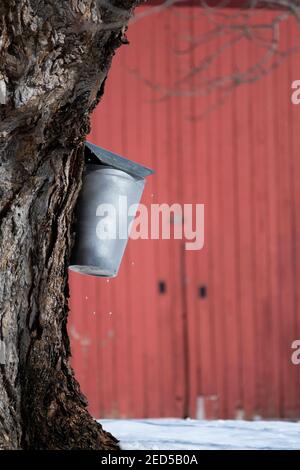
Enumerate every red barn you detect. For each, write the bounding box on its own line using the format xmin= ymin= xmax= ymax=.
xmin=69 ymin=3 xmax=300 ymax=420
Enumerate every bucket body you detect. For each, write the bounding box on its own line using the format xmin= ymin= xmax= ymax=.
xmin=69 ymin=165 xmax=145 ymax=277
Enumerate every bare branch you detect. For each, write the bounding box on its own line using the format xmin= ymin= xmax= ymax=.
xmin=126 ymin=0 xmax=300 ymax=118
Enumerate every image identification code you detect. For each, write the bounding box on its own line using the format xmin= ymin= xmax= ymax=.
xmin=100 ymin=454 xmax=199 ymax=466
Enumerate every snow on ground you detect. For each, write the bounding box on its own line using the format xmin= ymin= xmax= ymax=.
xmin=100 ymin=419 xmax=300 ymax=450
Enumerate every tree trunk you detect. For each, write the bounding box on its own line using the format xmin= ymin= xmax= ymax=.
xmin=0 ymin=0 xmax=139 ymax=450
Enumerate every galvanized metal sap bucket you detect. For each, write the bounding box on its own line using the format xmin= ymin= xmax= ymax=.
xmin=69 ymin=142 xmax=154 ymax=277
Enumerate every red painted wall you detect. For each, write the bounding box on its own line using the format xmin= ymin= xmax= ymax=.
xmin=69 ymin=6 xmax=300 ymax=419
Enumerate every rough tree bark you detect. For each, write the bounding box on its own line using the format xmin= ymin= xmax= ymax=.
xmin=0 ymin=0 xmax=139 ymax=450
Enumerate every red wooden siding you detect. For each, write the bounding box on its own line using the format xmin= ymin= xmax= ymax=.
xmin=69 ymin=6 xmax=300 ymax=419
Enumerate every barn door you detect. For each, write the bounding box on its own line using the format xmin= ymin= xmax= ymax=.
xmin=70 ymin=6 xmax=300 ymax=421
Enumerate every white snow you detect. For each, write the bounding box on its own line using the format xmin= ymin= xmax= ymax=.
xmin=100 ymin=418 xmax=300 ymax=450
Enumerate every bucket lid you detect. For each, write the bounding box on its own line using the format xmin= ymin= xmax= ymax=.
xmin=85 ymin=141 xmax=154 ymax=179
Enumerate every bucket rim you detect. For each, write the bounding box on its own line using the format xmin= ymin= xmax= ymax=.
xmin=85 ymin=164 xmax=146 ymax=182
